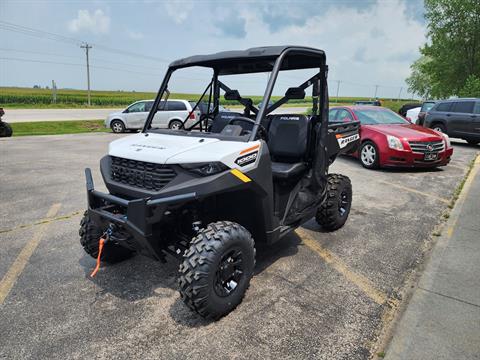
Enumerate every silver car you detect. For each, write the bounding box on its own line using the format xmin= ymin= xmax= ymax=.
xmin=105 ymin=99 xmax=200 ymax=133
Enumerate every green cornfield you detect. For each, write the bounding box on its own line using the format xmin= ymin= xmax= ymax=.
xmin=0 ymin=86 xmax=412 ymax=112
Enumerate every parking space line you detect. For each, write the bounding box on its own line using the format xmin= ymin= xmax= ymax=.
xmin=0 ymin=203 xmax=61 ymax=305
xmin=446 ymin=163 xmax=467 ymax=171
xmin=378 ymin=180 xmax=450 ymax=204
xmin=297 ymin=228 xmax=388 ymax=305
xmin=0 ymin=209 xmax=81 ymax=234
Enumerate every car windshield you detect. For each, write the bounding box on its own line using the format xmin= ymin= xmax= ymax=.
xmin=354 ymin=108 xmax=409 ymax=125
xmin=421 ymin=102 xmax=435 ymax=112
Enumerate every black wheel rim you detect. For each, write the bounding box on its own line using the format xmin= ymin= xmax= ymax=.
xmin=214 ymin=248 xmax=244 ymax=297
xmin=339 ymin=190 xmax=349 ymax=217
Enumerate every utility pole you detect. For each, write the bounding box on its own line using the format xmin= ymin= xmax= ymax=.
xmin=51 ymin=80 xmax=57 ymax=104
xmin=397 ymin=87 xmax=403 ymax=102
xmin=335 ymin=80 xmax=341 ymax=103
xmin=374 ymin=84 xmax=379 ymax=99
xmin=80 ymin=43 xmax=92 ymax=106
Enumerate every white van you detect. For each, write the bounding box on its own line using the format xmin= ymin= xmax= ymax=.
xmin=105 ymin=99 xmax=200 ymax=133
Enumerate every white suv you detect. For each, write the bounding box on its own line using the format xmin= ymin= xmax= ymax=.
xmin=105 ymin=99 xmax=200 ymax=133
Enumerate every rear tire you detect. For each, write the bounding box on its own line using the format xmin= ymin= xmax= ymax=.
xmin=431 ymin=123 xmax=446 ymax=133
xmin=110 ymin=120 xmax=126 ymax=133
xmin=466 ymin=139 xmax=479 ymax=146
xmin=316 ymin=174 xmax=352 ymax=231
xmin=360 ymin=141 xmax=380 ymax=169
xmin=79 ymin=211 xmax=133 ymax=263
xmin=169 ymin=120 xmax=183 ymax=130
xmin=178 ymin=221 xmax=255 ymax=320
xmin=0 ymin=122 xmax=13 ymax=137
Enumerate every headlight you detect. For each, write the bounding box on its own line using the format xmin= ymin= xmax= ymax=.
xmin=181 ymin=162 xmax=229 ymax=176
xmin=387 ymin=135 xmax=404 ymax=150
xmin=441 ymin=133 xmax=451 ymax=148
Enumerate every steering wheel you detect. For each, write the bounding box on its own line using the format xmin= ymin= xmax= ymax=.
xmin=199 ymin=113 xmax=215 ymax=131
xmin=227 ymin=117 xmax=267 ymax=140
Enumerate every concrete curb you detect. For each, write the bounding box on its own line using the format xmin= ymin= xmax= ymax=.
xmin=384 ymin=154 xmax=480 ymax=360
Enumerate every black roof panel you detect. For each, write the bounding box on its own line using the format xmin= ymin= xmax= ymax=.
xmin=169 ymin=46 xmax=326 ymax=75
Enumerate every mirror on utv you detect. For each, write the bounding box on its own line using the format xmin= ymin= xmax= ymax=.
xmin=224 ymin=89 xmax=241 ymax=101
xmin=285 ymin=87 xmax=305 ymax=100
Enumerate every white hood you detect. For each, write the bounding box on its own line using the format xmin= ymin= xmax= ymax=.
xmin=108 ymin=133 xmax=221 ymax=164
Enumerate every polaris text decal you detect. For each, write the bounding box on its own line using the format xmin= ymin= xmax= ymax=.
xmin=131 ymin=144 xmax=166 ymax=150
xmin=279 ymin=116 xmax=300 ymax=121
xmin=235 ymin=151 xmax=258 ymax=167
xmin=337 ymin=134 xmax=359 ymax=149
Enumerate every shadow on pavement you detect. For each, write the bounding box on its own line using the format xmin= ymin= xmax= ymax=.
xmin=338 ymin=153 xmax=445 ymax=174
xmin=169 ymin=231 xmax=302 ymax=327
xmin=78 ymin=228 xmax=303 ymax=327
xmin=79 ymin=253 xmax=178 ymax=301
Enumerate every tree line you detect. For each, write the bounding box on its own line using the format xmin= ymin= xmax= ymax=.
xmin=407 ymin=0 xmax=480 ymax=99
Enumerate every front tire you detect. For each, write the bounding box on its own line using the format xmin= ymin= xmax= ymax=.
xmin=178 ymin=221 xmax=255 ymax=320
xmin=110 ymin=120 xmax=126 ymax=133
xmin=79 ymin=211 xmax=134 ymax=263
xmin=316 ymin=174 xmax=352 ymax=231
xmin=0 ymin=122 xmax=13 ymax=137
xmin=431 ymin=123 xmax=446 ymax=133
xmin=360 ymin=141 xmax=380 ymax=169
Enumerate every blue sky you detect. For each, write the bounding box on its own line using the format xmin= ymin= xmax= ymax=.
xmin=1 ymin=0 xmax=426 ymax=98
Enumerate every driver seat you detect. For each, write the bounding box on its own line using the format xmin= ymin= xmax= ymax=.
xmin=210 ymin=111 xmax=243 ymax=133
xmin=267 ymin=115 xmax=310 ymax=180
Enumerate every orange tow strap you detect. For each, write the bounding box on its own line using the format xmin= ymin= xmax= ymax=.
xmin=90 ymin=236 xmax=106 ymax=277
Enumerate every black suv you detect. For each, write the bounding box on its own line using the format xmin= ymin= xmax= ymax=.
xmin=424 ymin=98 xmax=480 ymax=145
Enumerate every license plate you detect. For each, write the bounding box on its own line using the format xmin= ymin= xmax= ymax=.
xmin=424 ymin=152 xmax=438 ymax=161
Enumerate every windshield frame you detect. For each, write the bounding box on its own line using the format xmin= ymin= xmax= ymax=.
xmin=142 ymin=47 xmax=328 ymax=141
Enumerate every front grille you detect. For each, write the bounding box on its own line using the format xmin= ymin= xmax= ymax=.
xmin=408 ymin=140 xmax=444 ymax=153
xmin=110 ymin=156 xmax=176 ymax=191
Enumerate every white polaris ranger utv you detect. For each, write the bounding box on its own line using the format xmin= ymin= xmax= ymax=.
xmin=80 ymin=46 xmax=360 ymax=319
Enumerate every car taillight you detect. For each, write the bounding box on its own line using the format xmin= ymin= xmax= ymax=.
xmin=189 ymin=112 xmax=196 ymax=119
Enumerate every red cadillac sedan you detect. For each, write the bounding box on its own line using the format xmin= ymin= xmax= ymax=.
xmin=329 ymin=106 xmax=453 ymax=169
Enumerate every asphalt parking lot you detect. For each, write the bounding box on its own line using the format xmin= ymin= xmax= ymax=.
xmin=1 ymin=133 xmax=478 ymax=359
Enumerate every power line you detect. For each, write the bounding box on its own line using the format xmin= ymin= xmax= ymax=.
xmin=0 ymin=48 xmax=79 ymax=59
xmin=0 ymin=57 xmax=163 ymax=77
xmin=0 ymin=21 xmax=170 ymax=63
xmin=0 ymin=48 xmax=167 ymax=72
xmin=0 ymin=21 xmax=81 ymax=45
xmin=93 ymin=44 xmax=170 ymax=63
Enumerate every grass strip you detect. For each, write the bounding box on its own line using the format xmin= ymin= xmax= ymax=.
xmin=10 ymin=120 xmax=110 ymax=136
xmin=448 ymin=156 xmax=477 ymax=208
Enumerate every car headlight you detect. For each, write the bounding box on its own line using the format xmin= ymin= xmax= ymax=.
xmin=441 ymin=133 xmax=451 ymax=148
xmin=387 ymin=135 xmax=404 ymax=150
xmin=181 ymin=162 xmax=229 ymax=176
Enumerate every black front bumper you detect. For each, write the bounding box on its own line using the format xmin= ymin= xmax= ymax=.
xmin=85 ymin=168 xmax=196 ymax=260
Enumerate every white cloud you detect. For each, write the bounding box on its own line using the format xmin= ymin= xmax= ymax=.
xmin=164 ymin=0 xmax=193 ymax=24
xmin=127 ymin=29 xmax=144 ymax=40
xmin=68 ymin=9 xmax=110 ymax=34
xmin=232 ymin=0 xmax=426 ymax=97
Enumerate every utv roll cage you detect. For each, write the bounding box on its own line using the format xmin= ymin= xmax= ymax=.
xmin=82 ymin=46 xmax=360 ymax=320
xmin=142 ymin=46 xmax=329 ymax=142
